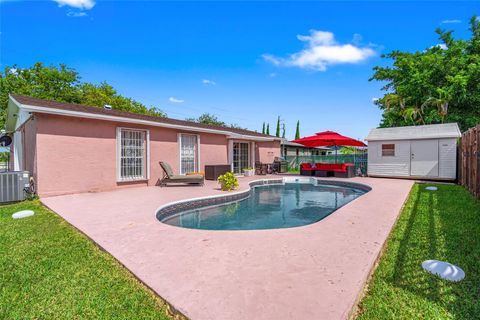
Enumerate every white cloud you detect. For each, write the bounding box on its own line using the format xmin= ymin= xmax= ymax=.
xmin=442 ymin=19 xmax=462 ymax=24
xmin=202 ymin=79 xmax=216 ymax=85
xmin=169 ymin=97 xmax=184 ymax=103
xmin=53 ymin=0 xmax=95 ymax=10
xmin=430 ymin=43 xmax=448 ymax=50
xmin=67 ymin=11 xmax=88 ymax=17
xmin=53 ymin=0 xmax=94 ymax=17
xmin=263 ymin=30 xmax=376 ymax=71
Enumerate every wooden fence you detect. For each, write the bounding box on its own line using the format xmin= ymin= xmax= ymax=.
xmin=459 ymin=124 xmax=480 ymax=199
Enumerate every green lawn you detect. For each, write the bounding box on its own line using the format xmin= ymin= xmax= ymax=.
xmin=0 ymin=200 xmax=171 ymax=319
xmin=357 ymin=183 xmax=480 ymax=319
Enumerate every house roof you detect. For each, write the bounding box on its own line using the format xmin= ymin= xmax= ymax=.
xmin=366 ymin=123 xmax=461 ymax=141
xmin=7 ymin=95 xmax=279 ymax=141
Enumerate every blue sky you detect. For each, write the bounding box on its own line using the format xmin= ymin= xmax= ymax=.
xmin=0 ymin=1 xmax=478 ymax=140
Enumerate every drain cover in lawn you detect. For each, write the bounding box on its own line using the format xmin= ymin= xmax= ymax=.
xmin=12 ymin=210 xmax=35 ymax=219
xmin=422 ymin=260 xmax=465 ymax=282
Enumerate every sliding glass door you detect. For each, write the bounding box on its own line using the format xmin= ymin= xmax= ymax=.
xmin=233 ymin=142 xmax=250 ymax=174
xmin=180 ymin=134 xmax=198 ymax=174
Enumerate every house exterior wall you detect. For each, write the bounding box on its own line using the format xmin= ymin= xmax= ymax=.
xmin=33 ymin=114 xmax=276 ymax=197
xmin=368 ymin=138 xmax=457 ymax=180
xmin=35 ymin=114 xmax=121 ymax=196
xmin=256 ymin=140 xmax=281 ymax=163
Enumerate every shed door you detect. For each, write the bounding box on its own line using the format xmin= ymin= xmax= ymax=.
xmin=410 ymin=140 xmax=439 ymax=177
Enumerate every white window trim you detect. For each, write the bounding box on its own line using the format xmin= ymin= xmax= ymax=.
xmin=116 ymin=127 xmax=150 ymax=182
xmin=178 ymin=133 xmax=201 ymax=175
xmin=13 ymin=130 xmax=23 ymax=171
xmin=250 ymin=141 xmax=256 ymax=168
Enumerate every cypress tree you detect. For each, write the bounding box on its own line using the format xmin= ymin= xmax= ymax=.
xmin=262 ymin=122 xmax=265 ymax=134
xmin=275 ymin=116 xmax=281 ymax=137
xmin=295 ymin=121 xmax=300 ymax=140
xmin=266 ymin=124 xmax=270 ymax=135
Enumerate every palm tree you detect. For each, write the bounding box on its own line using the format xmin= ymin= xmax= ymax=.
xmin=402 ymin=106 xmax=425 ymax=125
xmin=384 ymin=93 xmax=406 ymax=110
xmin=421 ymin=89 xmax=450 ymax=122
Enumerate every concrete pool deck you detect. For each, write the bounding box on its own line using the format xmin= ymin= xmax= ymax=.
xmin=42 ymin=176 xmax=413 ymax=320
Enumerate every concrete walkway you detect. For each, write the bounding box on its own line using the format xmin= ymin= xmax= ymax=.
xmin=42 ymin=176 xmax=413 ymax=320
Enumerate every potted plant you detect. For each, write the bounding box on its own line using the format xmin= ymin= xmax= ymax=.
xmin=243 ymin=167 xmax=255 ymax=177
xmin=217 ymin=172 xmax=239 ymax=191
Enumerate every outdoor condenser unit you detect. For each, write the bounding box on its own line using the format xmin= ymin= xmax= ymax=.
xmin=0 ymin=171 xmax=30 ymax=203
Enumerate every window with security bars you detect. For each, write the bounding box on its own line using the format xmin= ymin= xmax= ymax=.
xmin=180 ymin=134 xmax=198 ymax=174
xmin=118 ymin=129 xmax=147 ymax=180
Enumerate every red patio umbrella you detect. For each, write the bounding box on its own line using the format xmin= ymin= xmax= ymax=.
xmin=292 ymin=131 xmax=366 ymax=163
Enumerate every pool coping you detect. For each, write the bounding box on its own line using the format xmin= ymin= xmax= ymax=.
xmin=156 ymin=177 xmax=372 ymax=224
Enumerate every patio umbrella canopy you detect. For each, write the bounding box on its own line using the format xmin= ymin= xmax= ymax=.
xmin=292 ymin=131 xmax=366 ymax=163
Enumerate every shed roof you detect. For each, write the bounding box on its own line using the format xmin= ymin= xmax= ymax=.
xmin=366 ymin=123 xmax=461 ymax=141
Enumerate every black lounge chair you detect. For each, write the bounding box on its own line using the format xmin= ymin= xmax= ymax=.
xmin=159 ymin=162 xmax=204 ymax=187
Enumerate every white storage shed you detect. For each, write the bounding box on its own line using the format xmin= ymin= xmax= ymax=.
xmin=366 ymin=123 xmax=461 ymax=180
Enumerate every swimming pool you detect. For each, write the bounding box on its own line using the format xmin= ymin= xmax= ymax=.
xmin=158 ymin=179 xmax=369 ymax=230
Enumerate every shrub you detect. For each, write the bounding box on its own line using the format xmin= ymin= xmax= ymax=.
xmin=217 ymin=172 xmax=239 ymax=191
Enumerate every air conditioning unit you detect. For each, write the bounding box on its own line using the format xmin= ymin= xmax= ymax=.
xmin=0 ymin=171 xmax=30 ymax=203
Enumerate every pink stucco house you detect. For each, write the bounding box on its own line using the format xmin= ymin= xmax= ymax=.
xmin=5 ymin=95 xmax=281 ymax=197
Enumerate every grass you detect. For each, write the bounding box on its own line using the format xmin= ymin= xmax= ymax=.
xmin=0 ymin=200 xmax=171 ymax=319
xmin=357 ymin=183 xmax=480 ymax=319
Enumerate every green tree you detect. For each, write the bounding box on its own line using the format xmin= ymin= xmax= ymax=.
xmin=340 ymin=146 xmax=358 ymax=155
xmin=371 ymin=16 xmax=480 ymax=131
xmin=262 ymin=122 xmax=265 ymax=134
xmin=295 ymin=121 xmax=300 ymax=140
xmin=186 ymin=113 xmax=226 ymax=126
xmin=0 ymin=62 xmax=166 ymax=129
xmin=79 ymin=82 xmax=165 ymax=117
xmin=266 ymin=124 xmax=270 ymax=135
xmin=0 ymin=63 xmax=81 ymax=127
xmin=275 ymin=116 xmax=281 ymax=137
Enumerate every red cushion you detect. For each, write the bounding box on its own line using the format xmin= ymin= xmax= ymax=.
xmin=300 ymin=163 xmax=311 ymax=169
xmin=312 ymin=163 xmax=351 ymax=171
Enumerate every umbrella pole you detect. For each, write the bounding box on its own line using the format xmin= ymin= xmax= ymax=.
xmin=335 ymin=145 xmax=338 ymax=163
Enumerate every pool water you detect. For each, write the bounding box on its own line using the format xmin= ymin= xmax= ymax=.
xmin=161 ymin=182 xmax=366 ymax=230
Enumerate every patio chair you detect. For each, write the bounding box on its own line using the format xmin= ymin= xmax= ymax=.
xmin=255 ymin=161 xmax=268 ymax=175
xmin=158 ymin=162 xmax=205 ymax=187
